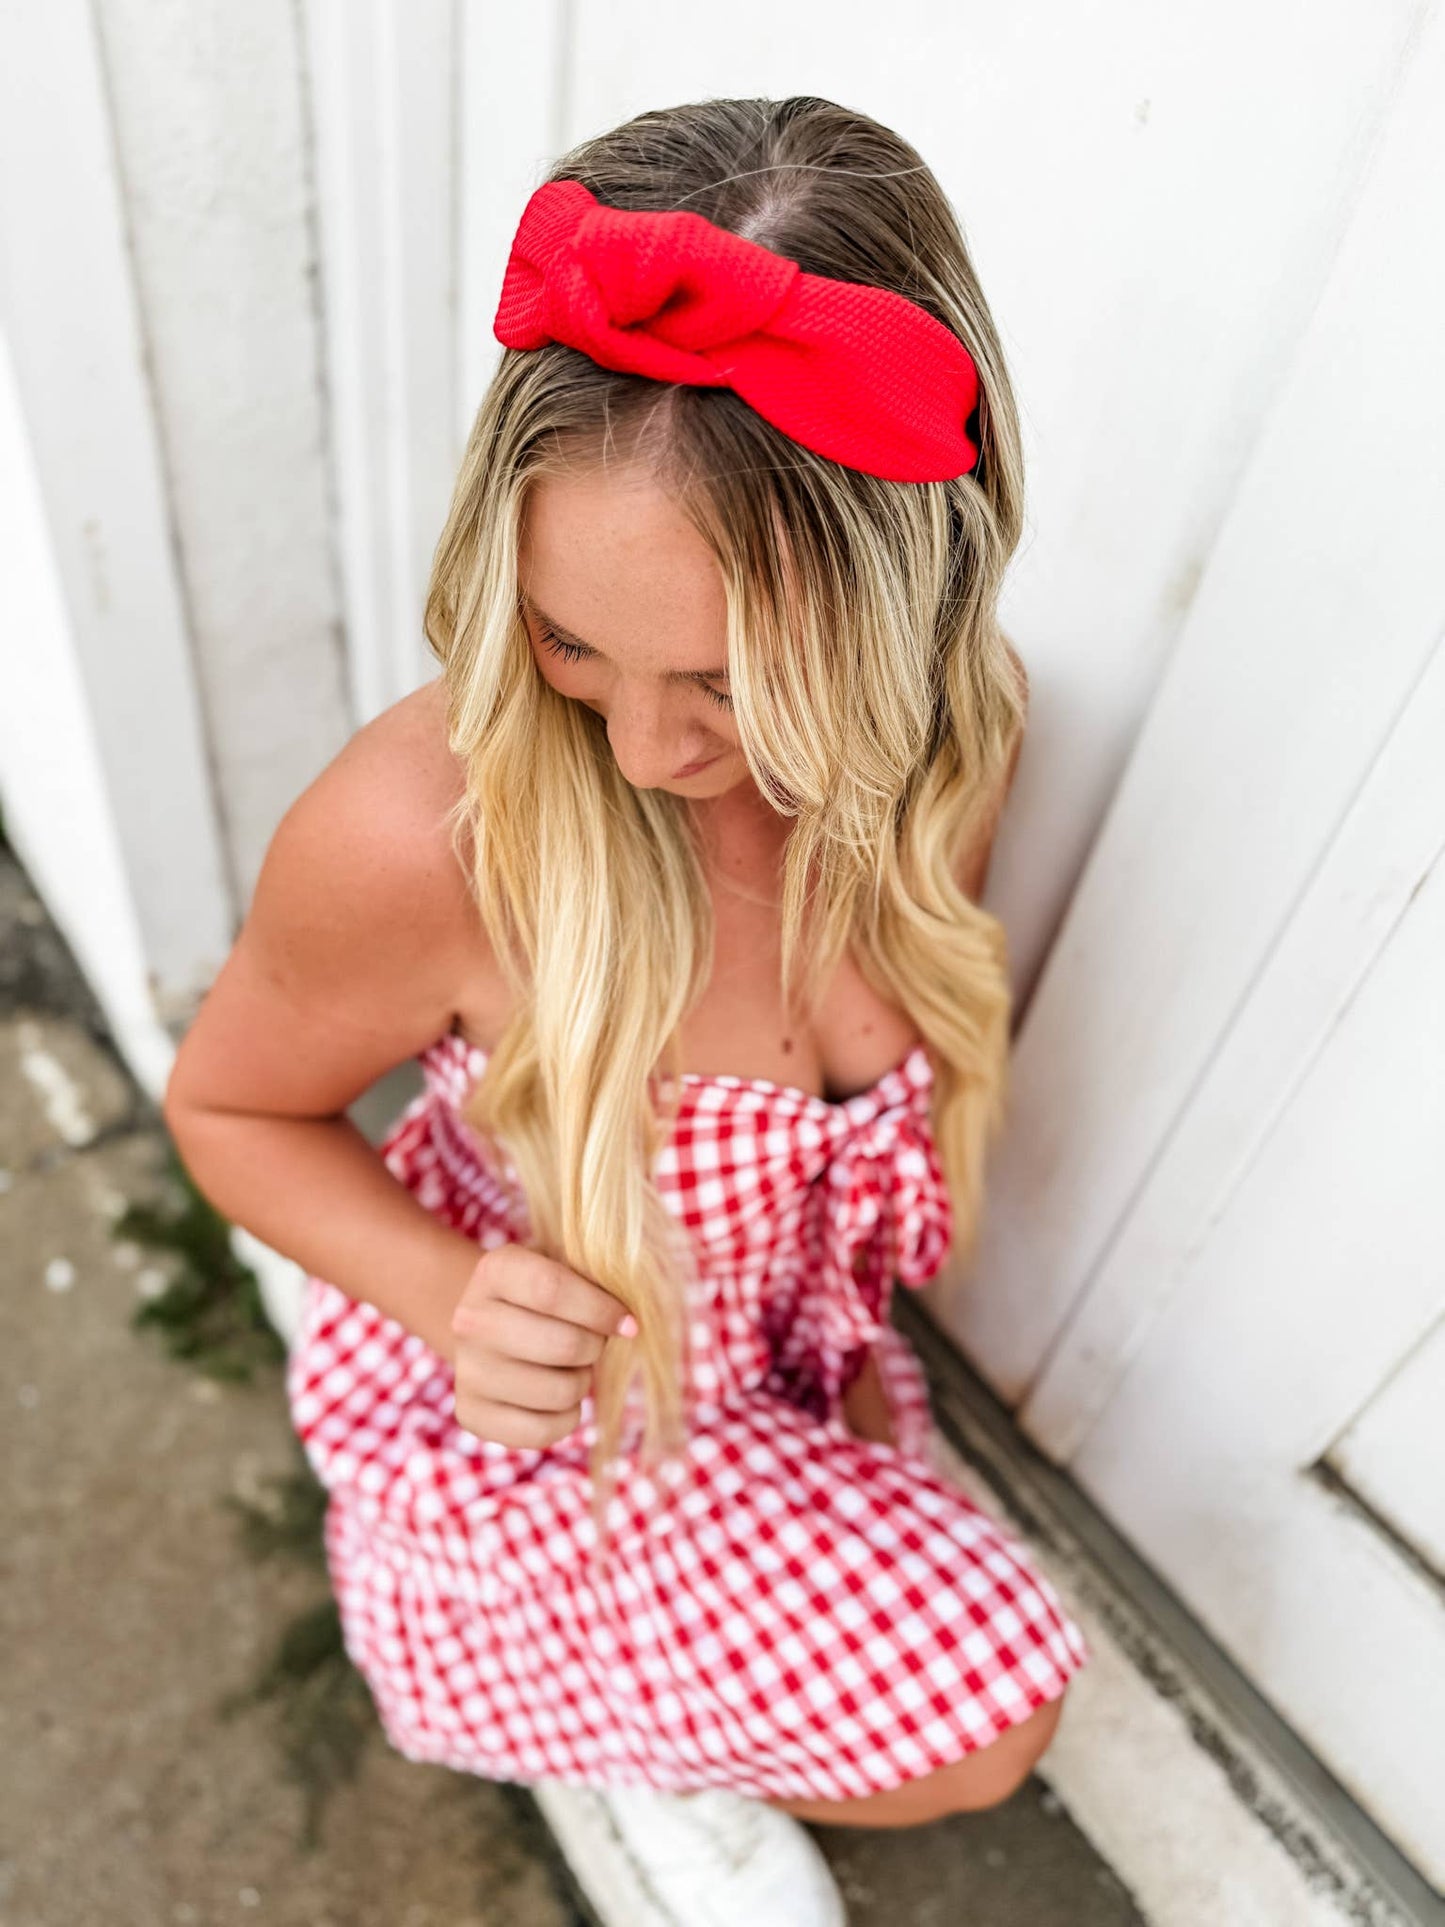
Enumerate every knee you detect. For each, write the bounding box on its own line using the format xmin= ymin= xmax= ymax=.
xmin=770 ymin=1688 xmax=1071 ymax=1831
xmin=938 ymin=1686 xmax=1068 ymax=1817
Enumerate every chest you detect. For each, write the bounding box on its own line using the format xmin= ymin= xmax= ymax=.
xmin=671 ymin=873 xmax=919 ymax=1101
xmin=450 ymin=845 xmax=920 ymax=1105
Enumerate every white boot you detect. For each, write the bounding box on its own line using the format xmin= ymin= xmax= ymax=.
xmin=532 ymin=1776 xmax=848 ymax=1926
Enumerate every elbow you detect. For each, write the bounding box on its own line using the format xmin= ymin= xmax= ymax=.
xmin=160 ymin=1046 xmax=201 ymax=1148
xmin=160 ymin=1091 xmax=193 ymax=1163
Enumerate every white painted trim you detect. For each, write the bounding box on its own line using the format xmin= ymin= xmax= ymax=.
xmin=0 ymin=329 xmax=179 ymax=1107
xmin=1328 ymin=1308 xmax=1445 ymax=1577
xmin=455 ymin=2 xmax=570 ymax=431
xmin=232 ymin=1226 xmax=309 ymax=1358
xmin=0 ymin=0 xmax=232 ymax=1029
xmin=302 ymin=0 xmax=460 ymax=723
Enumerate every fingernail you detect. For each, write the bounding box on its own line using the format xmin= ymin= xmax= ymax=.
xmin=616 ymin=1313 xmax=639 ymax=1338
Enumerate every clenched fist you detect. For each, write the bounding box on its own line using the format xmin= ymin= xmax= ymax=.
xmin=448 ymin=1243 xmax=637 ymax=1449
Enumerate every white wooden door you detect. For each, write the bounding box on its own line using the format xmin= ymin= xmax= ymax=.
xmin=925 ymin=5 xmax=1445 ymax=1887
xmin=1062 ymin=725 xmax=1445 ymax=1884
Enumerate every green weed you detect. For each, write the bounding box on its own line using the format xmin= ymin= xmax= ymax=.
xmin=214 ymin=1588 xmax=378 ymax=1853
xmin=114 ymin=1139 xmax=287 ymax=1381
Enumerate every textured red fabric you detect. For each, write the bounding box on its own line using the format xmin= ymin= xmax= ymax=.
xmin=284 ymin=1028 xmax=1090 ymax=1800
xmin=493 ymin=178 xmax=981 ymax=483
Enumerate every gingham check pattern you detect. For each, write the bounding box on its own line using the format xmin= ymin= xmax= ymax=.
xmin=285 ymin=1030 xmax=1090 ymax=1802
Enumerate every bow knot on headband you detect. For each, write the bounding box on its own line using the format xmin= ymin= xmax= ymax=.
xmin=493 ymin=178 xmax=981 ymax=483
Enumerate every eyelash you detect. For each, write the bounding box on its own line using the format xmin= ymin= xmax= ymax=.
xmin=539 ymin=627 xmax=734 ymax=709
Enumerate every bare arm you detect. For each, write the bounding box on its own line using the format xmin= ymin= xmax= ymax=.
xmin=163 ymin=695 xmax=484 ymax=1366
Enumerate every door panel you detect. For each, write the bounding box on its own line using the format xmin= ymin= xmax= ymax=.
xmin=919 ymin=7 xmax=1445 ymax=1884
xmin=1326 ymin=1313 xmax=1445 ymax=1581
xmin=930 ymin=0 xmax=1445 ymax=1412
xmin=1069 ymin=848 xmax=1445 ymax=1881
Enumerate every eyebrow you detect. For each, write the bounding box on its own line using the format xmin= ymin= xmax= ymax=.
xmin=524 ymin=596 xmax=730 ymax=683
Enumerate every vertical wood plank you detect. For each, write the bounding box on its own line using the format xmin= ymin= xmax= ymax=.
xmin=302 ymin=0 xmax=459 ymax=721
xmin=0 ymin=0 xmax=232 ymax=1030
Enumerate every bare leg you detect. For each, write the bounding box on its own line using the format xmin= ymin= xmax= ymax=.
xmin=764 ymin=1692 xmax=1066 ymax=1831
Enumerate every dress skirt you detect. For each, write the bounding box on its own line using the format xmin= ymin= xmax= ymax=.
xmin=284 ymin=1030 xmax=1091 ymax=1802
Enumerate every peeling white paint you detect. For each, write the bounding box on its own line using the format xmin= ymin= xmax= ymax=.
xmin=83 ymin=1176 xmax=128 ymax=1217
xmin=44 ymin=1256 xmax=76 ymax=1291
xmin=16 ymin=1018 xmax=96 ymax=1146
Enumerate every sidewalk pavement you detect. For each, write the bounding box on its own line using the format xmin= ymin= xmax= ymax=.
xmin=0 ymin=832 xmax=1144 ymax=1926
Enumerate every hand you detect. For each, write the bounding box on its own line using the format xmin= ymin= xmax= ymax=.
xmin=448 ymin=1244 xmax=637 ymax=1449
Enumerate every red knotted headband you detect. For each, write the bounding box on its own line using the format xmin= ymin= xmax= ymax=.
xmin=492 ymin=178 xmax=981 ymax=484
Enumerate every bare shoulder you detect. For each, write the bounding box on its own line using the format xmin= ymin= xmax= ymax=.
xmin=350 ymin=672 xmax=465 ymax=817
xmin=164 ymin=678 xmax=482 ymax=1120
xmin=282 ymin=675 xmax=474 ymax=933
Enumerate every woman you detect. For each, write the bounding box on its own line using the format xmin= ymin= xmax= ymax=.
xmin=165 ymin=93 xmax=1089 ymax=1926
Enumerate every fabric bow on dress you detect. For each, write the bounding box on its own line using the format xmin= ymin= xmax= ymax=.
xmin=767 ymin=1085 xmax=954 ymax=1434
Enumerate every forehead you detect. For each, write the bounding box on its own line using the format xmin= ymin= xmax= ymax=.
xmin=519 ymin=466 xmax=728 ymax=670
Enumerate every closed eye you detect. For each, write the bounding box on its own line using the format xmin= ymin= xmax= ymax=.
xmin=538 ymin=626 xmax=734 ymax=709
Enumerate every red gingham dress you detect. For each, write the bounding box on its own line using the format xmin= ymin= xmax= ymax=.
xmin=284 ymin=1027 xmax=1090 ymax=1803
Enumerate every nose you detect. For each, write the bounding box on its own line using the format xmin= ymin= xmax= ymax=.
xmin=605 ymin=689 xmax=704 ymax=788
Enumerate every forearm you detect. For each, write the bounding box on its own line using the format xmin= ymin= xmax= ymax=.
xmin=164 ymin=1105 xmax=480 ymax=1365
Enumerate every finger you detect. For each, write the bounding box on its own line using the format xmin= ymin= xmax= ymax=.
xmin=455 ymin=1396 xmax=583 ymax=1452
xmin=474 ymin=1352 xmax=592 ymax=1414
xmin=497 ymin=1251 xmax=638 ymax=1339
xmin=481 ymin=1299 xmax=611 ymax=1370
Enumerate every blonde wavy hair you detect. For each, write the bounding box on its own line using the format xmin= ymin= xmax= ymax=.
xmin=424 ymin=95 xmax=1028 ymax=1556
